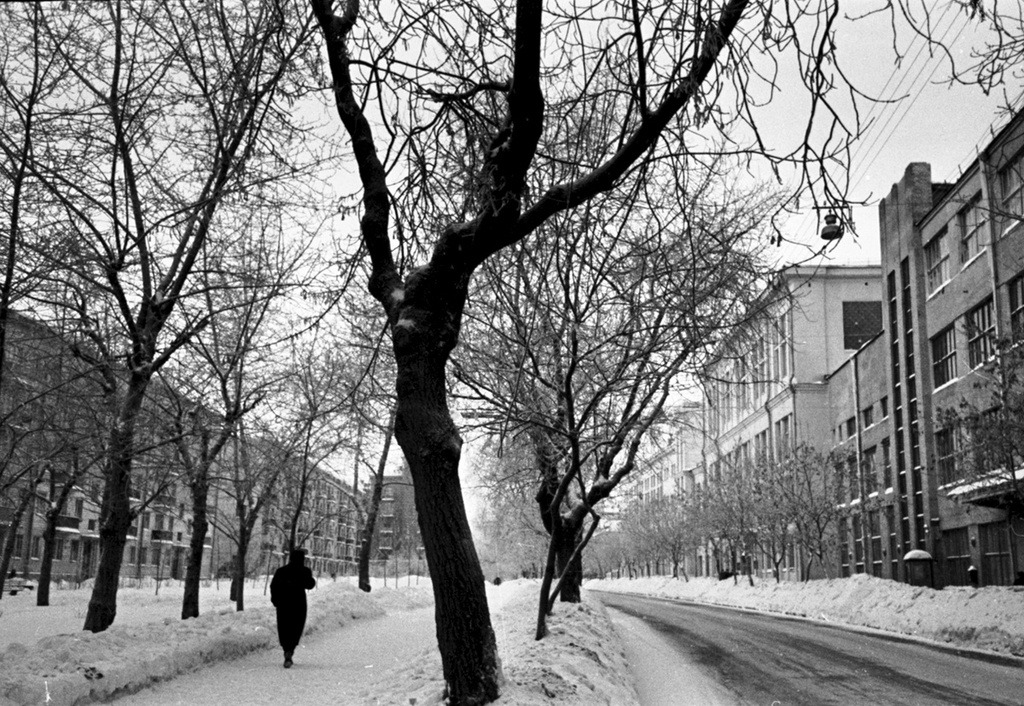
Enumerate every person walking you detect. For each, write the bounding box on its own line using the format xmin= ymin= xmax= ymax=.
xmin=270 ymin=548 xmax=316 ymax=668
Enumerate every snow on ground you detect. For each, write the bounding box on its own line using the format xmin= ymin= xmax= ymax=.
xmin=0 ymin=576 xmax=637 ymax=706
xmin=588 ymin=574 xmax=1024 ymax=657
xmin=11 ymin=570 xmax=1016 ymax=706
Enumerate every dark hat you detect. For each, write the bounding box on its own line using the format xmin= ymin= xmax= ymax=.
xmin=289 ymin=548 xmax=307 ymax=564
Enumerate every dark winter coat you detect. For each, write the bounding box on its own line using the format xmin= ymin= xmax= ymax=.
xmin=270 ymin=551 xmax=317 ymax=651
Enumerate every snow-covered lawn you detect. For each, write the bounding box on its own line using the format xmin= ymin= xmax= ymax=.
xmin=588 ymin=574 xmax=1024 ymax=658
xmin=0 ymin=576 xmax=637 ymax=705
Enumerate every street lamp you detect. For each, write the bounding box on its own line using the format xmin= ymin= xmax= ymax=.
xmin=820 ymin=212 xmax=844 ymax=241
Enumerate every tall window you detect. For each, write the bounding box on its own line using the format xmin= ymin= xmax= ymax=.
xmin=881 ymin=437 xmax=893 ymax=489
xmin=935 ymin=428 xmax=957 ymax=485
xmin=924 ymin=229 xmax=950 ymax=292
xmin=931 ymin=326 xmax=956 ymax=388
xmin=957 ymin=194 xmax=985 ymax=263
xmin=980 ymin=521 xmax=1012 ymax=585
xmin=999 ymin=153 xmax=1023 ymax=222
xmin=966 ymin=298 xmax=994 ymax=368
xmin=861 ymin=446 xmax=877 ymax=495
xmin=944 ymin=527 xmax=972 ymax=586
xmin=1009 ymin=274 xmax=1024 ymax=341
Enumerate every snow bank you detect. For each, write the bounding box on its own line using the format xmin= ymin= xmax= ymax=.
xmin=375 ymin=579 xmax=640 ymax=706
xmin=587 ymin=574 xmax=1024 ymax=657
xmin=0 ymin=579 xmax=433 ymax=706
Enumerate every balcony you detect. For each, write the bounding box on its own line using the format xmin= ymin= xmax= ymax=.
xmin=151 ymin=529 xmax=174 ymax=542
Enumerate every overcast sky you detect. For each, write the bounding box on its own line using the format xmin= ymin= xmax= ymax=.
xmin=780 ymin=1 xmax=1019 ymax=268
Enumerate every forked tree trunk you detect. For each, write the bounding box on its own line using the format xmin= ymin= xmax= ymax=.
xmin=181 ymin=474 xmax=209 ymax=619
xmin=394 ymin=350 xmax=500 ymax=705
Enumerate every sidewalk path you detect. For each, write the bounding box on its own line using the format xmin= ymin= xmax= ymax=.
xmin=121 ymin=605 xmax=437 ymax=705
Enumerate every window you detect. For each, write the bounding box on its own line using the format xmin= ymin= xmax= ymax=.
xmin=74 ymin=498 xmax=84 ymax=518
xmin=845 ymin=417 xmax=857 ymax=439
xmin=1009 ymin=274 xmax=1024 ymax=341
xmin=861 ymin=446 xmax=877 ymax=495
xmin=966 ymin=298 xmax=994 ymax=368
xmin=774 ymin=415 xmax=792 ymax=455
xmin=861 ymin=405 xmax=874 ymax=428
xmin=925 ymin=229 xmax=950 ymax=292
xmin=980 ymin=521 xmax=1012 ymax=585
xmin=70 ymin=540 xmax=79 ymax=562
xmin=935 ymin=428 xmax=957 ymax=485
xmin=32 ymin=537 xmax=42 ymax=559
xmin=931 ymin=327 xmax=956 ymax=387
xmin=842 ymin=301 xmax=883 ymax=350
xmin=55 ymin=538 xmax=65 ymax=561
xmin=880 ymin=396 xmax=889 ymax=419
xmin=957 ymin=195 xmax=985 ymax=263
xmin=944 ymin=527 xmax=972 ymax=586
xmin=13 ymin=534 xmax=23 ymax=558
xmin=881 ymin=437 xmax=893 ymax=489
xmin=999 ymin=153 xmax=1023 ymax=222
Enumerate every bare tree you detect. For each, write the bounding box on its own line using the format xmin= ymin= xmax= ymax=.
xmin=455 ymin=162 xmax=778 ymax=637
xmin=308 ymin=0 xmax=1018 ymax=698
xmin=2 ymin=0 xmax=318 ymax=632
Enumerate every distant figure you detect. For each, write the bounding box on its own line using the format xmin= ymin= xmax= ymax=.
xmin=8 ymin=569 xmax=15 ymax=579
xmin=270 ymin=549 xmax=316 ymax=668
xmin=1014 ymin=571 xmax=1024 ymax=586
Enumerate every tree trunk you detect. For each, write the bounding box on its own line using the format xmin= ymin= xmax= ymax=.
xmin=0 ymin=491 xmax=32 ymax=598
xmin=36 ymin=510 xmax=59 ymax=606
xmin=357 ymin=413 xmax=393 ymax=593
xmin=233 ymin=539 xmax=248 ymax=612
xmin=84 ymin=378 xmax=148 ymax=632
xmin=553 ymin=520 xmax=582 ymax=603
xmin=394 ymin=351 xmax=500 ymax=705
xmin=82 ymin=459 xmax=135 ymax=631
xmin=357 ymin=476 xmax=383 ymax=592
xmin=181 ymin=474 xmax=209 ymax=620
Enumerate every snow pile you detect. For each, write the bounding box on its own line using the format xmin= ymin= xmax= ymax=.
xmin=384 ymin=580 xmax=639 ymax=706
xmin=587 ymin=574 xmax=1024 ymax=657
xmin=0 ymin=579 xmax=433 ymax=706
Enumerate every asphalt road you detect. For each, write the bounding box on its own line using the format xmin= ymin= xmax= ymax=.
xmin=595 ymin=591 xmax=1024 ymax=706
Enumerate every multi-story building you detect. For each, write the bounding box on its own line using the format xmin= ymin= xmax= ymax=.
xmin=684 ymin=108 xmax=1024 ymax=587
xmin=702 ymin=264 xmax=883 ymax=579
xmin=872 ymin=107 xmax=1024 ymax=586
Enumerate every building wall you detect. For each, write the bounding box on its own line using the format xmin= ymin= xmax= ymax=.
xmin=876 ymin=110 xmax=1024 ymax=587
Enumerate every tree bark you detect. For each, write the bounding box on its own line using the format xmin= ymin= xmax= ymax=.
xmin=233 ymin=539 xmax=248 ymax=612
xmin=553 ymin=519 xmax=582 ymax=603
xmin=83 ymin=378 xmax=147 ymax=632
xmin=36 ymin=510 xmax=58 ymax=606
xmin=394 ymin=349 xmax=500 ymax=705
xmin=181 ymin=473 xmax=209 ymax=619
